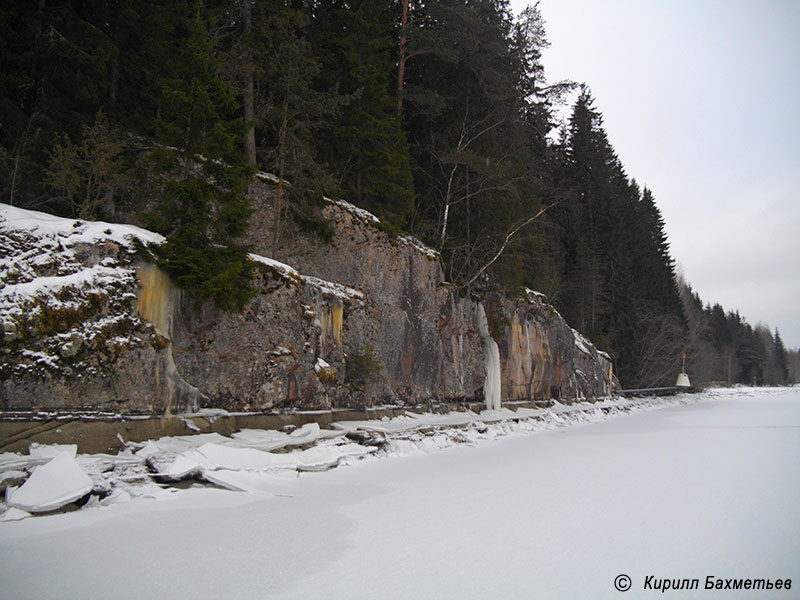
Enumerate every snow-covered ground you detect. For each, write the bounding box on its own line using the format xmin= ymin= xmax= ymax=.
xmin=2 ymin=387 xmax=798 ymax=599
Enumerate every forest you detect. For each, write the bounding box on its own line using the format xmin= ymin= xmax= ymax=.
xmin=1 ymin=0 xmax=796 ymax=387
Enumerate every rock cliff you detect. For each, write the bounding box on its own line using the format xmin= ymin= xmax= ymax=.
xmin=1 ymin=180 xmax=613 ymax=414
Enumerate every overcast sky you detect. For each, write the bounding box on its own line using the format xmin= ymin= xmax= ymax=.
xmin=508 ymin=0 xmax=800 ymax=349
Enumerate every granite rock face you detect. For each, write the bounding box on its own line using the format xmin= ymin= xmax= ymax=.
xmin=1 ymin=184 xmax=613 ymax=414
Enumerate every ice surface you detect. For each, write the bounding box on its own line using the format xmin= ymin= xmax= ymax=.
xmin=100 ymin=489 xmax=131 ymax=507
xmin=289 ymin=422 xmax=320 ymax=439
xmin=4 ymin=388 xmax=797 ymax=600
xmin=3 ymin=388 xmax=799 ymax=599
xmin=231 ymin=429 xmax=288 ymax=443
xmin=7 ymin=452 xmax=93 ymax=513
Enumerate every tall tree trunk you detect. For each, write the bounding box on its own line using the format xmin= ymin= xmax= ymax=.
xmin=272 ymin=99 xmax=289 ymax=254
xmin=396 ymin=0 xmax=408 ymax=115
xmin=242 ymin=0 xmax=256 ymax=167
xmin=244 ymin=69 xmax=256 ymax=167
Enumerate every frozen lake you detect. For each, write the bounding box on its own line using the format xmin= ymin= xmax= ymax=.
xmin=3 ymin=387 xmax=799 ymax=599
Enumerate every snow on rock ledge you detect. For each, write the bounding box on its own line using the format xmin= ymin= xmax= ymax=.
xmin=248 ymin=253 xmax=364 ymax=304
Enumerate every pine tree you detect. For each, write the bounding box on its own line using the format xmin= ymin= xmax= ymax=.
xmin=310 ymin=0 xmax=414 ymax=228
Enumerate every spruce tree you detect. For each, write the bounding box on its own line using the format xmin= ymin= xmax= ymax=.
xmin=774 ymin=329 xmax=789 ymax=384
xmin=143 ymin=0 xmax=255 ymax=312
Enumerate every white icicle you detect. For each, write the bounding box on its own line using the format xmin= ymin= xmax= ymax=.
xmin=477 ymin=303 xmax=502 ymax=411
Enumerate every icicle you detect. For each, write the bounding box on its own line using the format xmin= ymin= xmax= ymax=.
xmin=316 ymin=296 xmax=344 ymax=356
xmin=330 ymin=297 xmax=343 ymax=346
xmin=136 ymin=263 xmax=178 ymax=338
xmin=136 ymin=264 xmax=201 ymax=413
xmin=477 ymin=303 xmax=502 ymax=411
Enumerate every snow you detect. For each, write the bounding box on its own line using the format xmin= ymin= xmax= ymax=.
xmin=1 ymin=507 xmax=31 ymax=522
xmin=329 ymin=197 xmax=381 ymax=224
xmin=200 ymin=469 xmax=270 ymax=493
xmin=1 ymin=204 xmax=156 ymax=380
xmin=6 ymin=452 xmax=93 ymax=513
xmin=249 ymin=253 xmax=364 ymax=302
xmin=248 ymin=252 xmax=302 ymax=282
xmin=197 ymin=443 xmax=297 ymax=471
xmin=4 ymin=265 xmax=128 ymax=305
xmin=0 ymin=203 xmax=164 ymax=248
xmin=572 ymin=326 xmax=594 ymax=355
xmin=524 ymin=286 xmax=547 ymax=303
xmin=254 ymin=171 xmax=281 ymax=184
xmin=398 ymin=235 xmax=440 ymax=259
xmin=302 ymin=275 xmax=364 ymax=302
xmin=161 ymin=451 xmax=203 ymax=480
xmin=1 ymin=387 xmax=798 ymax=598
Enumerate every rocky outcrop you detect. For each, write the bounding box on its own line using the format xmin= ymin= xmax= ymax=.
xmin=1 ymin=182 xmax=613 ymax=414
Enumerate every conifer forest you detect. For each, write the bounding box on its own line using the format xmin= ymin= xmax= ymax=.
xmin=1 ymin=0 xmax=796 ymax=387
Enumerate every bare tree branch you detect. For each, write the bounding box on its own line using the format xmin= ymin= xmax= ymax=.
xmin=460 ymin=200 xmax=559 ymax=289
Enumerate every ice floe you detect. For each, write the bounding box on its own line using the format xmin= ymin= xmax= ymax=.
xmin=7 ymin=451 xmax=93 ymax=513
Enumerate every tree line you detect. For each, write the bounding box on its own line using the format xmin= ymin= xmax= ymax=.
xmin=1 ymin=0 xmax=795 ymax=386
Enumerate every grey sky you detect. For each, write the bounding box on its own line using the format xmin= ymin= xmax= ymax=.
xmin=509 ymin=0 xmax=800 ymax=349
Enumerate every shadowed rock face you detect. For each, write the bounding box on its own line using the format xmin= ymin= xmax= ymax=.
xmin=1 ymin=186 xmax=612 ymax=414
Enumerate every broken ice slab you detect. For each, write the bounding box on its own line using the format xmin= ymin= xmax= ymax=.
xmin=296 ymin=443 xmax=377 ymax=471
xmin=163 ymin=451 xmax=204 ymax=481
xmin=7 ymin=451 xmax=93 ymax=513
xmin=196 ymin=443 xmax=297 ymax=471
xmin=296 ymin=446 xmax=343 ymax=471
xmin=200 ymin=469 xmax=269 ymax=493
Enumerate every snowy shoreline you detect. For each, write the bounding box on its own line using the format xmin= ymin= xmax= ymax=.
xmin=2 ymin=386 xmax=798 ymax=600
xmin=0 ymin=389 xmax=731 ymax=521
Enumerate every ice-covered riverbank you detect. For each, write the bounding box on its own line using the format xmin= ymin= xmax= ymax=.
xmin=2 ymin=387 xmax=798 ymax=599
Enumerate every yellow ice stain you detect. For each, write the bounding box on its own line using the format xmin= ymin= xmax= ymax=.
xmin=136 ymin=263 xmax=178 ymax=338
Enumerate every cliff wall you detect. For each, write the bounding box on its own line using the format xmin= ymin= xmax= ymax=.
xmin=1 ymin=182 xmax=612 ymax=414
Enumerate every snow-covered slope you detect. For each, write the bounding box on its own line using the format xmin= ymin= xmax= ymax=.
xmin=1 ymin=204 xmax=162 ymax=384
